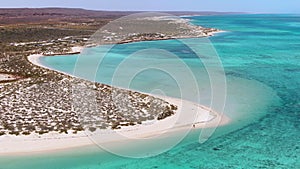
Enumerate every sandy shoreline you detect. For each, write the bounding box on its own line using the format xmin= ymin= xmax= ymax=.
xmin=0 ymin=96 xmax=229 ymax=155
xmin=0 ymin=45 xmax=230 ymax=156
xmin=1 ymin=53 xmax=231 ymax=156
xmin=0 ymin=89 xmax=229 ymax=155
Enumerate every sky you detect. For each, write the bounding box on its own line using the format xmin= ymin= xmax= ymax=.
xmin=0 ymin=0 xmax=299 ymax=13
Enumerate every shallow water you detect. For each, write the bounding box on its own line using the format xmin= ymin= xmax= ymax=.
xmin=1 ymin=14 xmax=299 ymax=168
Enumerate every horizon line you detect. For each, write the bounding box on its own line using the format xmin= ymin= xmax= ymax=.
xmin=0 ymin=7 xmax=299 ymax=15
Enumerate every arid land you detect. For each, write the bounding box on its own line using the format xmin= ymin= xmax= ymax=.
xmin=0 ymin=8 xmax=233 ymax=137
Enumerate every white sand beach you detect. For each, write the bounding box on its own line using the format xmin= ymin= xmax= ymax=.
xmin=27 ymin=46 xmax=84 ymax=73
xmin=27 ymin=54 xmax=50 ymax=70
xmin=0 ymin=94 xmax=229 ymax=155
xmin=0 ymin=98 xmax=229 ymax=155
xmin=71 ymin=46 xmax=84 ymax=53
xmin=0 ymin=53 xmax=230 ymax=155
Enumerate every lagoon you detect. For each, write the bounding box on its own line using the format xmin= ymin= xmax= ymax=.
xmin=1 ymin=14 xmax=299 ymax=168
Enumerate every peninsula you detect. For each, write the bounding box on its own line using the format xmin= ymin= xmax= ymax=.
xmin=0 ymin=8 xmax=230 ymax=154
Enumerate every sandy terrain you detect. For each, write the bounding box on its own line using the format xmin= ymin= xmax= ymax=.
xmin=0 ymin=91 xmax=229 ymax=155
xmin=0 ymin=52 xmax=230 ymax=156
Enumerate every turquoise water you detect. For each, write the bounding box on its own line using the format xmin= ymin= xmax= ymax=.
xmin=1 ymin=14 xmax=299 ymax=168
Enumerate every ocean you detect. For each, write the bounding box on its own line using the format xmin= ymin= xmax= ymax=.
xmin=1 ymin=14 xmax=299 ymax=168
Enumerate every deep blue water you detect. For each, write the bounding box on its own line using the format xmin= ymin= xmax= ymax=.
xmin=1 ymin=14 xmax=299 ymax=168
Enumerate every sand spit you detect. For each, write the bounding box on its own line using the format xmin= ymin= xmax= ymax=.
xmin=0 ymin=16 xmax=230 ymax=155
xmin=0 ymin=53 xmax=230 ymax=155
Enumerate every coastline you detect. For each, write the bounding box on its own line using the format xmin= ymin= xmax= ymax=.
xmin=1 ymin=15 xmax=230 ymax=156
xmin=0 ymin=52 xmax=230 ymax=156
xmin=0 ymin=93 xmax=230 ymax=156
xmin=0 ymin=10 xmax=296 ymax=169
xmin=0 ymin=94 xmax=230 ymax=156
